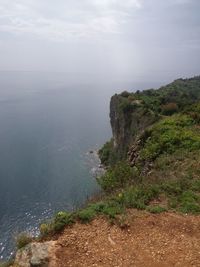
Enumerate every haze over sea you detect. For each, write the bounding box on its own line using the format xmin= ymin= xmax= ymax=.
xmin=0 ymin=71 xmax=163 ymax=259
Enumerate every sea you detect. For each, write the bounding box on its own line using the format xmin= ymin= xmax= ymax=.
xmin=0 ymin=71 xmax=162 ymax=259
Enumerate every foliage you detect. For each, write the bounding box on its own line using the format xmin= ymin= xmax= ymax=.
xmin=98 ymin=139 xmax=118 ymax=166
xmin=53 ymin=211 xmax=74 ymax=231
xmin=161 ymin=102 xmax=178 ymax=115
xmin=77 ymin=208 xmax=96 ymax=223
xmin=117 ymin=76 xmax=200 ymax=115
xmin=0 ymin=261 xmax=14 ymax=267
xmin=40 ymin=223 xmax=52 ymax=237
xmin=119 ymin=97 xmax=137 ymax=113
xmin=147 ymin=206 xmax=167 ymax=213
xmin=36 ymin=76 xmax=200 ymax=240
xmin=120 ymin=91 xmax=130 ymax=97
xmin=120 ymin=185 xmax=160 ymax=210
xmin=97 ymin=161 xmax=133 ymax=192
xmin=139 ymin=114 xmax=200 ymax=161
xmin=15 ymin=233 xmax=32 ymax=249
xmin=178 ymin=191 xmax=200 ymax=213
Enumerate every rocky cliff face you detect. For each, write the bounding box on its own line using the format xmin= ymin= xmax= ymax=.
xmin=109 ymin=93 xmax=157 ymax=159
xmin=107 ymin=76 xmax=200 ymax=163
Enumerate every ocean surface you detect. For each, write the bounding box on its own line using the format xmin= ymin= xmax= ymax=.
xmin=0 ymin=72 xmax=162 ymax=259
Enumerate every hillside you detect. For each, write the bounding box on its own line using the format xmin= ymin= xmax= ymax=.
xmin=5 ymin=76 xmax=200 ymax=267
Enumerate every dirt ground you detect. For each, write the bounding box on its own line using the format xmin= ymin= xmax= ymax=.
xmin=50 ymin=211 xmax=200 ymax=267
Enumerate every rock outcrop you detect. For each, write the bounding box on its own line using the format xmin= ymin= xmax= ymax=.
xmin=110 ymin=93 xmax=157 ymax=159
xmin=13 ymin=241 xmax=56 ymax=267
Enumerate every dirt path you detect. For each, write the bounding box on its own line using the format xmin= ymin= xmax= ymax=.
xmin=51 ymin=211 xmax=200 ymax=267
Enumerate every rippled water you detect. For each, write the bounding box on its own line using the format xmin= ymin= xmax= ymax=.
xmin=0 ymin=72 xmax=162 ymax=260
xmin=0 ymin=72 xmax=117 ymax=259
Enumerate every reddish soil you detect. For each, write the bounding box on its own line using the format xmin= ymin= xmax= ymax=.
xmin=51 ymin=211 xmax=200 ymax=267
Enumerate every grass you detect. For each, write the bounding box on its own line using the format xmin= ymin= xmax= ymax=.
xmin=21 ymin=77 xmax=200 ymax=241
xmin=139 ymin=114 xmax=200 ymax=161
xmin=147 ymin=206 xmax=167 ymax=213
xmin=0 ymin=261 xmax=14 ymax=267
xmin=96 ymin=161 xmax=134 ymax=192
xmin=15 ymin=233 xmax=32 ymax=249
xmin=38 ymin=148 xmax=200 ymax=237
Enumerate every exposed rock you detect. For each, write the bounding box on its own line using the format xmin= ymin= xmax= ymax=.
xmin=14 ymin=241 xmax=56 ymax=267
xmin=110 ymin=94 xmax=157 ymax=159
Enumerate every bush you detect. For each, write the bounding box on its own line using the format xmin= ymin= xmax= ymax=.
xmin=122 ymin=185 xmax=160 ymax=209
xmin=140 ymin=114 xmax=200 ymax=161
xmin=40 ymin=223 xmax=53 ymax=236
xmin=97 ymin=162 xmax=133 ymax=192
xmin=99 ymin=202 xmax=124 ymax=219
xmin=119 ymin=98 xmax=136 ymax=113
xmin=178 ymin=191 xmax=200 ymax=214
xmin=121 ymin=91 xmax=130 ymax=97
xmin=77 ymin=208 xmax=96 ymax=223
xmin=0 ymin=261 xmax=14 ymax=267
xmin=53 ymin=211 xmax=74 ymax=231
xmin=98 ymin=139 xmax=117 ymax=166
xmin=16 ymin=233 xmax=32 ymax=249
xmin=161 ymin=102 xmax=178 ymax=115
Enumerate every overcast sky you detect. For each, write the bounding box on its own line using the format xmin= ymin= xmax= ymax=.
xmin=0 ymin=0 xmax=199 ymax=82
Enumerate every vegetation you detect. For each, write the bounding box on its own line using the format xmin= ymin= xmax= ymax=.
xmin=97 ymin=161 xmax=134 ymax=192
xmin=15 ymin=233 xmax=32 ymax=249
xmin=98 ymin=139 xmax=118 ymax=166
xmin=14 ymin=76 xmax=200 ymax=252
xmin=139 ymin=114 xmax=200 ymax=161
xmin=135 ymin=76 xmax=200 ymax=113
xmin=0 ymin=261 xmax=14 ymax=267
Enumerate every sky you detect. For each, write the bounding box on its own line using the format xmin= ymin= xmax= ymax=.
xmin=0 ymin=0 xmax=200 ymax=83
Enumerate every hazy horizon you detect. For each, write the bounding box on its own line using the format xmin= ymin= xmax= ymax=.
xmin=0 ymin=0 xmax=200 ymax=83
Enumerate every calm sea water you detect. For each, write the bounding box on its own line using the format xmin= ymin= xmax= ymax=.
xmin=0 ymin=72 xmax=113 ymax=259
xmin=0 ymin=72 xmax=162 ymax=259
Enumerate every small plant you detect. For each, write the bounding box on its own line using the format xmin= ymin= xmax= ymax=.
xmin=97 ymin=161 xmax=133 ymax=192
xmin=98 ymin=139 xmax=117 ymax=166
xmin=178 ymin=191 xmax=200 ymax=214
xmin=122 ymin=185 xmax=160 ymax=210
xmin=100 ymin=202 xmax=124 ymax=219
xmin=40 ymin=223 xmax=53 ymax=236
xmin=77 ymin=208 xmax=96 ymax=223
xmin=115 ymin=214 xmax=130 ymax=229
xmin=0 ymin=260 xmax=14 ymax=267
xmin=16 ymin=233 xmax=32 ymax=249
xmin=147 ymin=206 xmax=167 ymax=214
xmin=53 ymin=211 xmax=74 ymax=231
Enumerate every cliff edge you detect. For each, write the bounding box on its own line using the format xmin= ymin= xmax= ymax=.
xmin=5 ymin=76 xmax=200 ymax=267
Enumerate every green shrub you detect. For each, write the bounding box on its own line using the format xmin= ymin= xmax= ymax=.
xmin=178 ymin=191 xmax=200 ymax=214
xmin=122 ymin=185 xmax=159 ymax=209
xmin=16 ymin=233 xmax=32 ymax=249
xmin=191 ymin=180 xmax=200 ymax=192
xmin=98 ymin=139 xmax=117 ymax=166
xmin=77 ymin=208 xmax=96 ymax=223
xmin=140 ymin=114 xmax=200 ymax=161
xmin=0 ymin=261 xmax=14 ymax=267
xmin=121 ymin=91 xmax=130 ymax=97
xmin=40 ymin=223 xmax=53 ymax=236
xmin=100 ymin=202 xmax=124 ymax=219
xmin=161 ymin=102 xmax=178 ymax=115
xmin=97 ymin=161 xmax=133 ymax=192
xmin=119 ymin=98 xmax=137 ymax=113
xmin=53 ymin=211 xmax=74 ymax=231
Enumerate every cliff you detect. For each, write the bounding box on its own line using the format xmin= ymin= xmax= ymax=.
xmin=5 ymin=76 xmax=200 ymax=267
xmin=100 ymin=76 xmax=200 ymax=165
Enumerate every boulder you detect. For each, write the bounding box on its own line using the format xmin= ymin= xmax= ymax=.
xmin=14 ymin=241 xmax=56 ymax=267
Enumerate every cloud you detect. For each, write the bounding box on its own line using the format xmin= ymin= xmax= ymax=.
xmin=0 ymin=0 xmax=142 ymax=41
